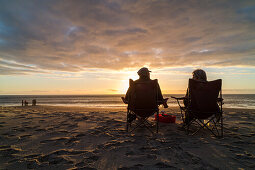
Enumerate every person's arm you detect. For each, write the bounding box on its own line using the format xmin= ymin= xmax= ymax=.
xmin=121 ymin=97 xmax=128 ymax=104
xmin=121 ymin=86 xmax=131 ymax=104
xmin=157 ymin=83 xmax=168 ymax=108
xmin=184 ymin=88 xmax=188 ymax=107
xmin=125 ymin=86 xmax=131 ymax=102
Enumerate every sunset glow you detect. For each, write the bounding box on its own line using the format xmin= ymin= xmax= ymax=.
xmin=0 ymin=0 xmax=255 ymax=95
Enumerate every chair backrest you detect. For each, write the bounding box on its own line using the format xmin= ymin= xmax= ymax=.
xmin=188 ymin=79 xmax=222 ymax=119
xmin=128 ymin=79 xmax=159 ymax=117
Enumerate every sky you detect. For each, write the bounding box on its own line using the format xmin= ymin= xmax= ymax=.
xmin=0 ymin=0 xmax=255 ymax=95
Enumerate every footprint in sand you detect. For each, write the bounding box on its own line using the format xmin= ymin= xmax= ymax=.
xmin=75 ymin=133 xmax=87 ymax=138
xmin=65 ymin=136 xmax=79 ymax=145
xmin=26 ymin=160 xmax=40 ymax=169
xmin=40 ymin=136 xmax=73 ymax=144
xmin=125 ymin=151 xmax=135 ymax=156
xmin=234 ymin=153 xmax=255 ymax=168
xmin=0 ymin=121 xmax=6 ymax=125
xmin=85 ymin=155 xmax=100 ymax=162
xmin=75 ymin=164 xmax=97 ymax=170
xmin=36 ymin=149 xmax=89 ymax=167
xmin=38 ymin=154 xmax=73 ymax=165
xmin=58 ymin=130 xmax=69 ymax=133
xmin=118 ymin=164 xmax=145 ymax=170
xmin=18 ymin=134 xmax=32 ymax=140
xmin=109 ymin=112 xmax=118 ymax=115
xmin=2 ymin=132 xmax=13 ymax=136
xmin=46 ymin=127 xmax=54 ymax=131
xmin=35 ymin=128 xmax=47 ymax=132
xmin=21 ymin=121 xmax=32 ymax=125
xmin=50 ymin=149 xmax=85 ymax=156
xmin=74 ymin=116 xmax=89 ymax=122
xmin=73 ymin=154 xmax=100 ymax=168
xmin=0 ymin=147 xmax=21 ymax=158
xmin=24 ymin=154 xmax=40 ymax=159
xmin=68 ymin=124 xmax=78 ymax=128
xmin=154 ymin=162 xmax=178 ymax=169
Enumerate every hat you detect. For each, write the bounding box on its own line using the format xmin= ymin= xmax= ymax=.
xmin=137 ymin=67 xmax=151 ymax=76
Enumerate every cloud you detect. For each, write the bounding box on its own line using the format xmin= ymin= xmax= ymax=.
xmin=0 ymin=0 xmax=255 ymax=75
xmin=108 ymin=89 xmax=118 ymax=92
xmin=103 ymin=28 xmax=147 ymax=36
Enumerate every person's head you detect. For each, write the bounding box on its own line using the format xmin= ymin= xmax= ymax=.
xmin=192 ymin=69 xmax=207 ymax=81
xmin=137 ymin=67 xmax=151 ymax=79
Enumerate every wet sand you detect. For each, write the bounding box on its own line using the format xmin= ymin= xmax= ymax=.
xmin=0 ymin=106 xmax=254 ymax=169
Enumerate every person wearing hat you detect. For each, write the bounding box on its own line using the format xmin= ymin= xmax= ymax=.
xmin=122 ymin=67 xmax=168 ymax=108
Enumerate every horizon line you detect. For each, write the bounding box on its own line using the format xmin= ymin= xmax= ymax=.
xmin=0 ymin=93 xmax=255 ymax=96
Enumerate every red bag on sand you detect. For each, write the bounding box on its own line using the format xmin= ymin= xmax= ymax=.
xmin=155 ymin=114 xmax=176 ymax=123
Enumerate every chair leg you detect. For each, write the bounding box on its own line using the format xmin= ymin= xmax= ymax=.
xmin=129 ymin=116 xmax=157 ymax=135
xmin=210 ymin=116 xmax=224 ymax=138
xmin=156 ymin=111 xmax=159 ymax=133
xmin=126 ymin=110 xmax=129 ymax=132
xmin=182 ymin=111 xmax=224 ymax=138
xmin=180 ymin=109 xmax=185 ymax=123
xmin=220 ymin=115 xmax=223 ymax=138
xmin=219 ymin=115 xmax=223 ymax=138
xmin=129 ymin=118 xmax=153 ymax=134
xmin=186 ymin=121 xmax=192 ymax=135
xmin=130 ymin=122 xmax=140 ymax=133
xmin=126 ymin=122 xmax=129 ymax=132
xmin=211 ymin=120 xmax=219 ymax=137
xmin=192 ymin=118 xmax=219 ymax=137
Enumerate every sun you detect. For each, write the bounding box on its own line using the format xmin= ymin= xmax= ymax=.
xmin=119 ymin=72 xmax=139 ymax=94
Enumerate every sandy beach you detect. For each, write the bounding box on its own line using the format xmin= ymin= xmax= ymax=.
xmin=0 ymin=105 xmax=254 ymax=169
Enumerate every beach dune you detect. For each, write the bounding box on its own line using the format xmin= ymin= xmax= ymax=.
xmin=0 ymin=106 xmax=254 ymax=169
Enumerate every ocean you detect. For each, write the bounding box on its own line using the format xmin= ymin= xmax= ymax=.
xmin=0 ymin=94 xmax=255 ymax=109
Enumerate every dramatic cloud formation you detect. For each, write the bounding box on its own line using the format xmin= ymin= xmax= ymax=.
xmin=0 ymin=0 xmax=254 ymax=76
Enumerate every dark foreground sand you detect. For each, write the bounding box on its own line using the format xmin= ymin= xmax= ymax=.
xmin=0 ymin=106 xmax=254 ymax=169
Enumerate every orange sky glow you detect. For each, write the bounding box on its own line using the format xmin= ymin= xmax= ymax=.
xmin=0 ymin=0 xmax=255 ymax=95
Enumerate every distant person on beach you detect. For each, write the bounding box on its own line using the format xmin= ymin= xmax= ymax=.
xmin=24 ymin=100 xmax=28 ymax=106
xmin=122 ymin=67 xmax=168 ymax=108
xmin=32 ymin=99 xmax=37 ymax=106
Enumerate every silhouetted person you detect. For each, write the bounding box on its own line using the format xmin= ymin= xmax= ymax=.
xmin=22 ymin=100 xmax=24 ymax=106
xmin=184 ymin=69 xmax=207 ymax=106
xmin=32 ymin=99 xmax=36 ymax=106
xmin=184 ymin=69 xmax=211 ymax=123
xmin=24 ymin=100 xmax=28 ymax=106
xmin=122 ymin=67 xmax=168 ymax=108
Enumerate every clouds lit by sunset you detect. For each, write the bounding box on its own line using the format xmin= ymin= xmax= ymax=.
xmin=0 ymin=0 xmax=255 ymax=94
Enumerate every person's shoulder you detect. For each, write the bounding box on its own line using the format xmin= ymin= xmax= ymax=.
xmin=151 ymin=79 xmax=159 ymax=83
xmin=134 ymin=79 xmax=152 ymax=83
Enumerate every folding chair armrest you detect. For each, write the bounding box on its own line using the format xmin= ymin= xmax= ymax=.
xmin=121 ymin=97 xmax=128 ymax=104
xmin=171 ymin=96 xmax=186 ymax=108
xmin=217 ymin=98 xmax=224 ymax=105
xmin=217 ymin=98 xmax=223 ymax=102
xmin=157 ymin=98 xmax=169 ymax=108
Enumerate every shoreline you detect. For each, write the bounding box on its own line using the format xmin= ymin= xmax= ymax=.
xmin=2 ymin=105 xmax=255 ymax=112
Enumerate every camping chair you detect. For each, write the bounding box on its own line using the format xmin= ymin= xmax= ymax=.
xmin=172 ymin=79 xmax=224 ymax=138
xmin=122 ymin=79 xmax=160 ymax=134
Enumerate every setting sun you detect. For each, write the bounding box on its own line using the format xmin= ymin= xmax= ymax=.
xmin=119 ymin=71 xmax=139 ymax=94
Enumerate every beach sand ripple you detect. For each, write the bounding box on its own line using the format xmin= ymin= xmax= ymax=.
xmin=0 ymin=106 xmax=255 ymax=169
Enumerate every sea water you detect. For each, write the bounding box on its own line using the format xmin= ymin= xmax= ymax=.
xmin=0 ymin=94 xmax=255 ymax=109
